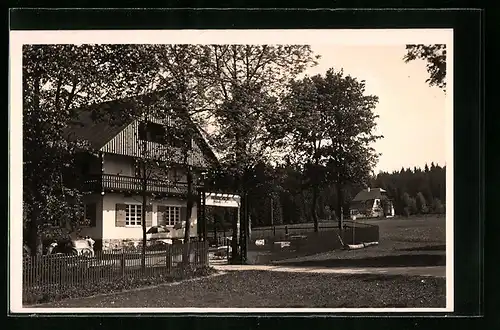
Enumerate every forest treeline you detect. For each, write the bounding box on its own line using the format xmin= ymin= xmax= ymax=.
xmin=206 ymin=162 xmax=446 ymax=229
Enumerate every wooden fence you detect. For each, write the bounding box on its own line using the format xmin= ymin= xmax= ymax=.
xmin=23 ymin=241 xmax=208 ymax=299
xmin=246 ymin=222 xmax=380 ymax=264
xmin=249 ymin=220 xmax=379 ymax=240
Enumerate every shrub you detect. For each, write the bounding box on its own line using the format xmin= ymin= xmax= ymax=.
xmin=431 ymin=198 xmax=445 ymax=214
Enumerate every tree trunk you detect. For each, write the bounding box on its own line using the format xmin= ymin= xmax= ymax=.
xmin=28 ymin=204 xmax=43 ymax=256
xmin=28 ymin=73 xmax=44 ymax=256
xmin=183 ymin=166 xmax=193 ymax=243
xmin=141 ymin=165 xmax=147 ymax=273
xmin=213 ymin=214 xmax=218 ymax=248
xmin=182 ymin=163 xmax=194 ymax=268
xmin=270 ymin=197 xmax=274 ymax=226
xmin=230 ymin=206 xmax=239 ymax=264
xmin=231 ymin=131 xmax=245 ymax=264
xmin=336 ymin=183 xmax=344 ymax=231
xmin=300 ymin=190 xmax=309 ymax=223
xmin=311 ymin=185 xmax=319 ymax=232
xmin=239 ymin=191 xmax=248 ymax=264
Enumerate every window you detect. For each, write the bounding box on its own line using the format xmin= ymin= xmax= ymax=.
xmin=138 ymin=122 xmax=166 ymax=144
xmin=158 ymin=206 xmax=181 ymax=226
xmin=173 ymin=168 xmax=184 ymax=182
xmin=138 ymin=121 xmax=192 ymax=149
xmin=125 ymin=204 xmax=143 ymax=226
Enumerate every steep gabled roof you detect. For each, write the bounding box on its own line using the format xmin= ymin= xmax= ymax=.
xmin=66 ymin=109 xmax=129 ymax=150
xmin=352 ymin=188 xmax=386 ymax=202
xmin=65 ymin=92 xmax=157 ymax=149
xmin=65 ymin=91 xmax=219 ymax=167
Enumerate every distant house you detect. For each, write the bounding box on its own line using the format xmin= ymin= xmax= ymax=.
xmin=64 ymin=92 xmax=218 ymax=251
xmin=349 ymin=187 xmax=395 ymax=220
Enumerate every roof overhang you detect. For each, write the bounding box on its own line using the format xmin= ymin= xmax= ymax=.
xmin=204 ymin=192 xmax=241 ymax=208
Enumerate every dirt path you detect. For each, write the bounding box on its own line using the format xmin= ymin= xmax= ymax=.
xmin=212 ymin=264 xmax=446 ymax=278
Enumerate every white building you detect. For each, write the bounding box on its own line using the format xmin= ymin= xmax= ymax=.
xmin=65 ymin=92 xmax=218 ymax=250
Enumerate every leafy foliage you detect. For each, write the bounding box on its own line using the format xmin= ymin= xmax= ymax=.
xmin=198 ymin=45 xmax=319 ymax=182
xmin=371 ymin=163 xmax=446 ymax=216
xmin=23 ymin=45 xmax=164 ymax=255
xmin=416 ymin=192 xmax=428 ymax=214
xmin=281 ymin=68 xmax=382 ymax=230
xmin=403 ymin=44 xmax=446 ymax=91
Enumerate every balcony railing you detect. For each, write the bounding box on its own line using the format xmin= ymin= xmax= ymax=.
xmin=84 ymin=174 xmax=193 ymax=195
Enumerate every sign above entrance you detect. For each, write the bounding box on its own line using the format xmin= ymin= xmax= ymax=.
xmin=205 ymin=192 xmax=241 ymax=208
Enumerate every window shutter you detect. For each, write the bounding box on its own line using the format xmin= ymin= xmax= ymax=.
xmin=86 ymin=203 xmax=97 ymax=227
xmin=115 ymin=204 xmax=126 ymax=227
xmin=146 ymin=205 xmax=153 ymax=227
xmin=157 ymin=205 xmax=167 ymax=226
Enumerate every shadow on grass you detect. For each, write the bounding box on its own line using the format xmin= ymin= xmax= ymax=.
xmin=277 ymin=253 xmax=446 ymax=268
xmin=398 ymin=244 xmax=446 ymax=252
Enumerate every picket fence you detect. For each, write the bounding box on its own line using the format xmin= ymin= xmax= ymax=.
xmin=23 ymin=241 xmax=209 ymax=298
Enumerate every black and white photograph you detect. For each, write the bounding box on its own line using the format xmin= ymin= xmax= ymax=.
xmin=10 ymin=29 xmax=453 ymax=313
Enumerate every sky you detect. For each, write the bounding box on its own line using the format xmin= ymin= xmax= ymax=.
xmin=304 ymin=45 xmax=447 ymax=174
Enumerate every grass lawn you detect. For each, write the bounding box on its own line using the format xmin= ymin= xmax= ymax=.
xmin=38 ymin=270 xmax=446 ymax=308
xmin=273 ymin=215 xmax=446 ymax=266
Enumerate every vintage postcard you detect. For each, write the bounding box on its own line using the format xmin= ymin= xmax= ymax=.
xmin=10 ymin=28 xmax=453 ymax=313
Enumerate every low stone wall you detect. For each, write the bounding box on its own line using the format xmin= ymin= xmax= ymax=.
xmin=101 ymin=237 xmax=197 ymax=251
xmin=102 ymin=238 xmax=170 ymax=251
xmin=102 ymin=239 xmax=142 ymax=251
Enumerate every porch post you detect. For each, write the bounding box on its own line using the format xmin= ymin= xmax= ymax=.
xmin=202 ymin=188 xmax=207 ymax=241
xmin=99 ymin=151 xmax=105 ymax=195
xmin=240 ymin=192 xmax=248 ymax=264
xmin=197 ymin=189 xmax=202 ymax=239
xmin=236 ymin=205 xmax=241 ymax=244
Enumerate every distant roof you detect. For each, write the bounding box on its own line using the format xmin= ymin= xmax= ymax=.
xmin=352 ymin=188 xmax=387 ymax=202
xmin=64 ymin=91 xmax=219 ymax=166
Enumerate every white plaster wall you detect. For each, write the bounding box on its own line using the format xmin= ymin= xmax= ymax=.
xmin=101 ymin=193 xmax=198 ymax=240
xmin=103 ymin=154 xmax=134 ymax=176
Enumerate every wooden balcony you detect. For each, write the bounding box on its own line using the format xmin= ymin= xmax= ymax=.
xmin=84 ymin=174 xmax=195 ymax=196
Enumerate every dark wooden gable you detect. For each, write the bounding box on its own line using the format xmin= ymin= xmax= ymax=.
xmin=66 ymin=91 xmax=219 ymax=169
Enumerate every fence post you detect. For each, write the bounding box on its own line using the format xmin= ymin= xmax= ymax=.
xmin=353 ymin=222 xmax=355 ymax=244
xmin=165 ymin=246 xmax=169 ymax=274
xmin=273 ymin=226 xmax=276 ymax=237
xmin=285 ymin=225 xmax=288 ymax=236
xmin=121 ymin=251 xmax=126 ymax=278
xmin=167 ymin=245 xmax=173 ymax=274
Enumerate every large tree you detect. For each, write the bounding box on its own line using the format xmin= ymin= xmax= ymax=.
xmin=147 ymin=45 xmax=211 ymax=267
xmin=283 ymin=68 xmax=382 ymax=232
xmin=23 ymin=44 xmax=160 ymax=255
xmin=23 ymin=44 xmax=319 ymax=262
xmin=403 ymin=44 xmax=446 ymax=91
xmin=195 ymin=45 xmax=319 ymax=261
xmin=280 ymin=74 xmax=331 ymax=232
